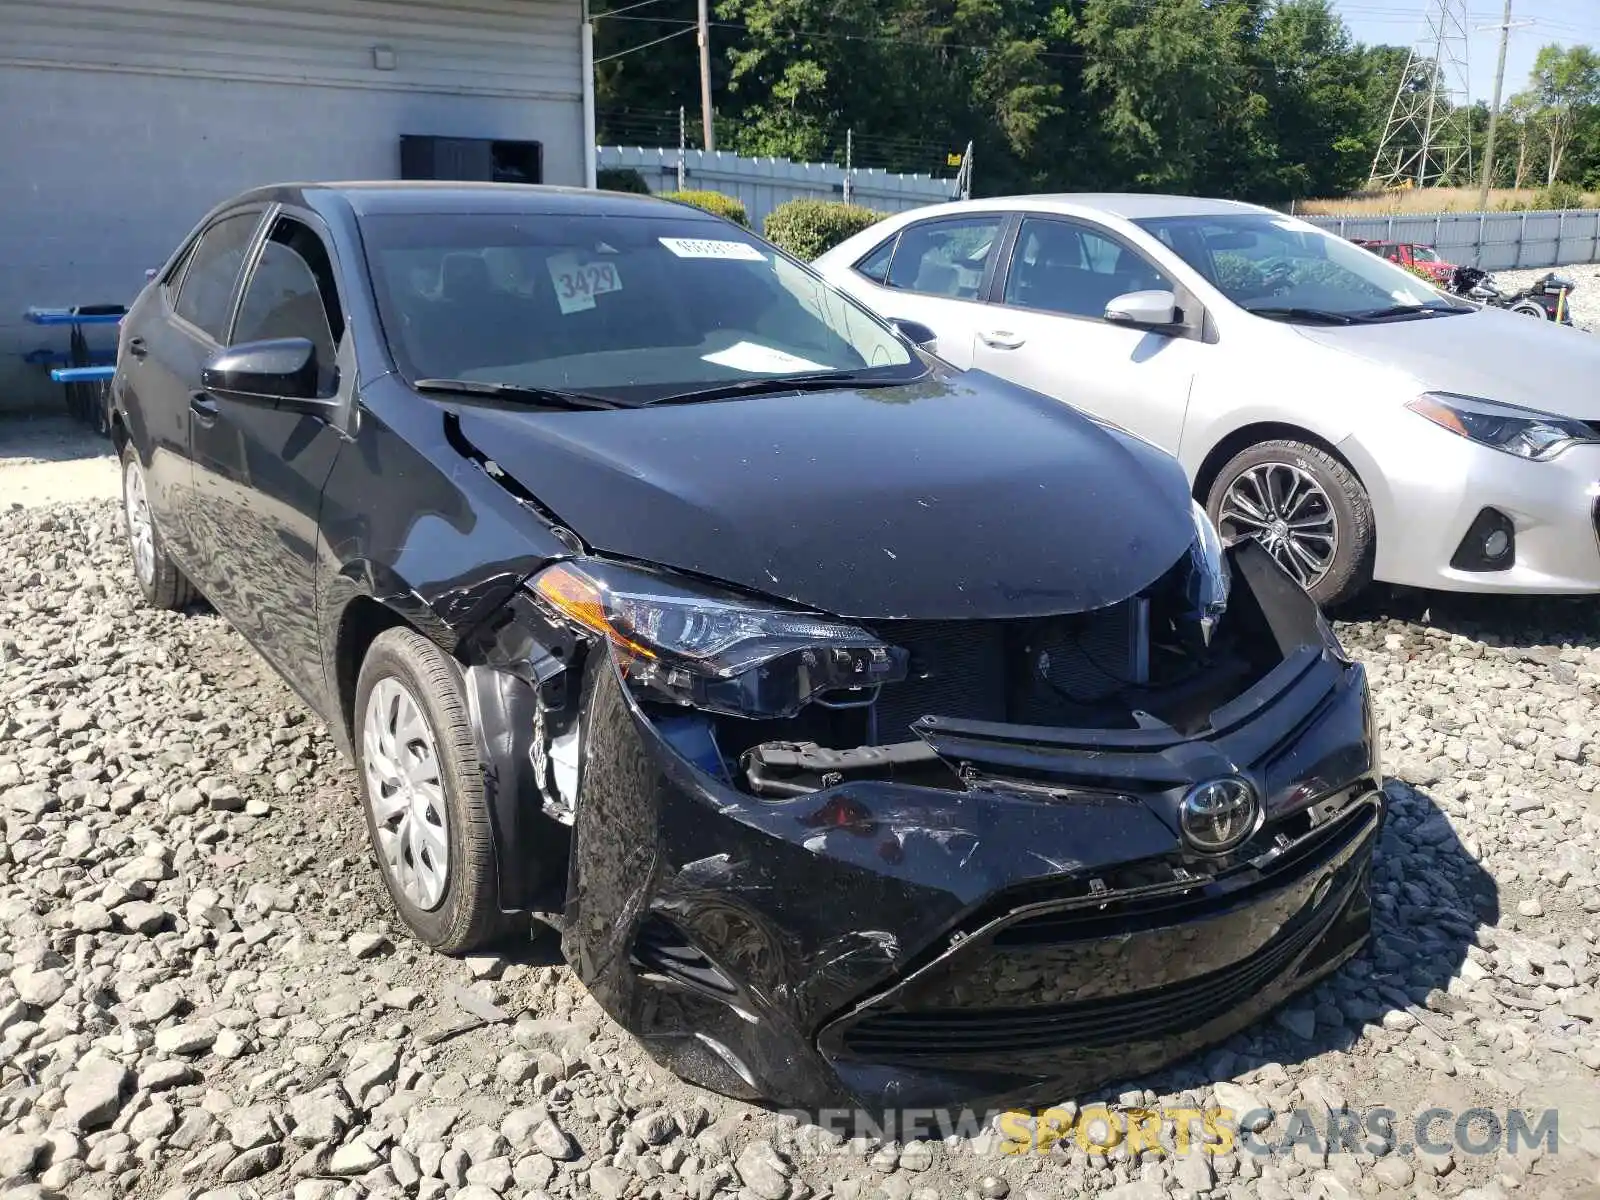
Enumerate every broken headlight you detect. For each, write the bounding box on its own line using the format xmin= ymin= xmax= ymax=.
xmin=529 ymin=560 xmax=906 ymax=718
xmin=1185 ymin=500 xmax=1230 ymax=641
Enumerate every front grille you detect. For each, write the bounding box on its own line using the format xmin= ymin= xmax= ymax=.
xmin=867 ymin=606 xmax=1140 ymax=741
xmin=839 ymin=888 xmax=1344 ymax=1058
xmin=991 ymin=794 xmax=1376 ymax=946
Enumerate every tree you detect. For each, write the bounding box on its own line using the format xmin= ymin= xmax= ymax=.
xmin=1528 ymin=43 xmax=1600 ymax=184
xmin=591 ymin=0 xmax=1502 ymax=203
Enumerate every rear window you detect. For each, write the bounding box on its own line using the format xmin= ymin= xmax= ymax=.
xmin=359 ymin=212 xmax=918 ymax=404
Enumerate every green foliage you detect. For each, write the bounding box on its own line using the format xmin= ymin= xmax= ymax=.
xmin=1534 ymin=181 xmax=1587 ymax=210
xmin=659 ymin=190 xmax=750 ymax=227
xmin=596 ymin=168 xmax=651 ymax=195
xmin=763 ymin=200 xmax=886 ymax=259
xmin=596 ymin=0 xmax=1600 ymax=205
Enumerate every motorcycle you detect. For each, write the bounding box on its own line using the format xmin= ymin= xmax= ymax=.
xmin=1446 ymin=265 xmax=1576 ymax=325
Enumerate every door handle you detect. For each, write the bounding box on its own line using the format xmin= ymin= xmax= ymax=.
xmin=980 ymin=330 xmax=1026 ymax=350
xmin=126 ymin=337 xmax=148 ymax=359
xmin=189 ymin=392 xmax=219 ymax=423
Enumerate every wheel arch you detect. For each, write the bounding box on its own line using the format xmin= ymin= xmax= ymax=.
xmin=1192 ymin=421 xmax=1372 ymax=509
xmin=331 ymin=593 xmax=416 ymax=748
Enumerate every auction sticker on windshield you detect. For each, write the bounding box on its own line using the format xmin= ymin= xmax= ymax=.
xmin=659 ymin=237 xmax=767 ymax=262
xmin=547 ymin=253 xmax=621 ymax=314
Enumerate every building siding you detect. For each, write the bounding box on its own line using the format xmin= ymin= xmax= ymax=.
xmin=2 ymin=0 xmax=584 ymax=411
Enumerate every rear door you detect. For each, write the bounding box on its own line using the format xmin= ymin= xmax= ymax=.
xmin=187 ymin=210 xmax=351 ymax=702
xmin=832 ymin=213 xmax=1009 ymax=369
xmin=125 ymin=208 xmax=265 ymax=564
xmin=968 ymin=214 xmax=1203 ymax=453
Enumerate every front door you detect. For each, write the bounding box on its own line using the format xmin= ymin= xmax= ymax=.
xmin=187 ymin=211 xmax=350 ymax=703
xmin=970 ymin=214 xmax=1203 ymax=453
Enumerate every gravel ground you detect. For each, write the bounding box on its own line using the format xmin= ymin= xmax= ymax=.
xmin=0 ymin=418 xmax=118 ymax=509
xmin=3 ymin=501 xmax=1600 ymax=1200
xmin=1482 ymin=266 xmax=1600 ymax=334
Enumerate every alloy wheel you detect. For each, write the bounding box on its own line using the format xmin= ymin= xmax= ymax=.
xmin=123 ymin=456 xmax=156 ymax=588
xmin=1219 ymin=462 xmax=1339 ymax=589
xmin=362 ymin=677 xmax=451 ymax=910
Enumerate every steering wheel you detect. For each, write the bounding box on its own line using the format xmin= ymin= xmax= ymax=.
xmin=1256 ymin=256 xmax=1297 ymax=293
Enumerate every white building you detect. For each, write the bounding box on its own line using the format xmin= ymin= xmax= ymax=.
xmin=0 ymin=0 xmax=593 ymax=410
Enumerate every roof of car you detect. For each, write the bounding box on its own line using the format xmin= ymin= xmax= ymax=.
xmin=226 ymin=181 xmax=720 ymax=220
xmin=892 ymin=193 xmax=1276 ymax=222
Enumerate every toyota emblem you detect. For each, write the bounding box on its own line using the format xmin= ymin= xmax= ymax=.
xmin=1180 ymin=777 xmax=1260 ymax=853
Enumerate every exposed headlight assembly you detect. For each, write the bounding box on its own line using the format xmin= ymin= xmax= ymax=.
xmin=1407 ymin=392 xmax=1600 ymax=461
xmin=1185 ymin=500 xmax=1230 ymax=643
xmin=529 ymin=560 xmax=905 ymax=718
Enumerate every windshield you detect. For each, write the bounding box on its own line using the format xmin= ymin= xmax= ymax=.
xmin=360 ymin=211 xmax=919 ymax=404
xmin=1133 ymin=213 xmax=1460 ymax=320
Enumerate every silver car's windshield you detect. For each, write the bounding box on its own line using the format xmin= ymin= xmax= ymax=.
xmin=1133 ymin=213 xmax=1466 ymax=321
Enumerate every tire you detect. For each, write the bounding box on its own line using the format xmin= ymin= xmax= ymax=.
xmin=354 ymin=627 xmax=515 ymax=954
xmin=1509 ymin=300 xmax=1547 ymax=319
xmin=119 ymin=442 xmax=199 ymax=611
xmin=1205 ymin=439 xmax=1374 ymax=609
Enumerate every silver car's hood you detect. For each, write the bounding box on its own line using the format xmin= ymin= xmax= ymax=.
xmin=1290 ymin=304 xmax=1600 ymax=420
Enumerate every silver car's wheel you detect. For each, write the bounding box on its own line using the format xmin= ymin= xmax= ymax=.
xmin=362 ymin=677 xmax=451 ymax=911
xmin=1219 ymin=461 xmax=1339 ymax=588
xmin=1207 ymin=439 xmax=1374 ymax=608
xmin=123 ymin=456 xmax=156 ymax=588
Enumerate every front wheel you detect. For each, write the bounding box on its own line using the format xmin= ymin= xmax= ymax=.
xmin=354 ymin=627 xmax=517 ymax=953
xmin=1206 ymin=440 xmax=1374 ymax=608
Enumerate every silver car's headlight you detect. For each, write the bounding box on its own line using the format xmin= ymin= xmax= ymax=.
xmin=1407 ymin=392 xmax=1600 ymax=461
xmin=1186 ymin=500 xmax=1230 ymax=638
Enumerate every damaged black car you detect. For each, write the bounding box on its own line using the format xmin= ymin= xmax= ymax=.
xmin=111 ymin=183 xmax=1385 ymax=1113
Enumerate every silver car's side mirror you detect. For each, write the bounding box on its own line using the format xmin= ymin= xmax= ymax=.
xmin=1105 ymin=289 xmax=1179 ymax=330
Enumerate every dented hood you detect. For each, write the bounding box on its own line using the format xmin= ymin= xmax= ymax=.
xmin=450 ymin=371 xmax=1198 ymax=620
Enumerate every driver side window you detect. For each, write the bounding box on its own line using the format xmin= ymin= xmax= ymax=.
xmin=232 ymin=217 xmax=344 ymax=370
xmin=1002 ymin=216 xmax=1171 ymax=320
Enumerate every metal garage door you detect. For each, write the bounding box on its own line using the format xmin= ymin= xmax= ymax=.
xmin=0 ymin=0 xmax=584 ymax=408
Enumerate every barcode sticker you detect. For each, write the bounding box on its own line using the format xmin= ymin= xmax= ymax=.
xmin=659 ymin=237 xmax=767 ymax=262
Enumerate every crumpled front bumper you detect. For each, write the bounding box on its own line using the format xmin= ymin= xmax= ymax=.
xmin=558 ymin=609 xmax=1384 ymax=1112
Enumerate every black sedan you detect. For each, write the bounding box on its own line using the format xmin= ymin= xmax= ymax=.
xmin=111 ymin=183 xmax=1384 ymax=1114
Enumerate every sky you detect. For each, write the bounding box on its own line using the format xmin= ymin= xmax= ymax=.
xmin=1331 ymin=0 xmax=1600 ymax=102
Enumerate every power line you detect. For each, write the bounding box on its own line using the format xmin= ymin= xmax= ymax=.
xmin=593 ymin=25 xmax=694 ymax=64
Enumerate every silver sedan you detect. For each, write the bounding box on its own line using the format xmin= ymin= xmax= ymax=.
xmin=813 ymin=194 xmax=1600 ymax=606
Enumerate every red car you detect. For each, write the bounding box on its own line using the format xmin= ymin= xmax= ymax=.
xmin=1350 ymin=239 xmax=1456 ymax=284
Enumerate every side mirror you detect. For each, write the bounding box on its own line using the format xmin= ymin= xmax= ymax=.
xmin=891 ymin=318 xmax=939 ymax=353
xmin=202 ymin=338 xmax=333 ymax=412
xmin=1105 ymin=290 xmax=1180 ymax=331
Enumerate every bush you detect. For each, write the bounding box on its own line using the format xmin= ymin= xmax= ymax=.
xmin=596 ymin=168 xmax=650 ymax=195
xmin=764 ymin=199 xmax=887 ymax=260
xmin=1531 ymin=181 xmax=1587 ymax=211
xmin=659 ymin=190 xmax=749 ymax=227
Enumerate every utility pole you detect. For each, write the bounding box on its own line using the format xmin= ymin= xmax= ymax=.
xmin=1476 ymin=0 xmax=1532 ymax=209
xmin=697 ymin=0 xmax=714 ymax=152
xmin=843 ymin=129 xmax=853 ymax=205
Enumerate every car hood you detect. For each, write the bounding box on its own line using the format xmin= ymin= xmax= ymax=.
xmin=1290 ymin=305 xmax=1600 ymax=420
xmin=449 ymin=371 xmax=1198 ymax=620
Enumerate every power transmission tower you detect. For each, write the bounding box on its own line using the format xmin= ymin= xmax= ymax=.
xmin=1368 ymin=0 xmax=1473 ymax=189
